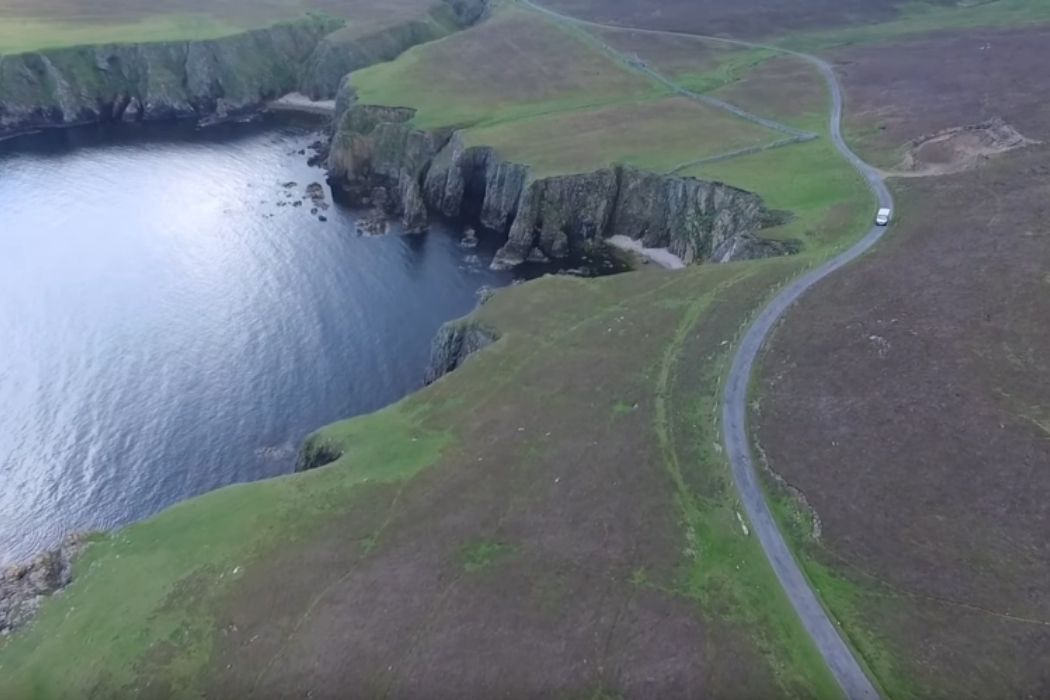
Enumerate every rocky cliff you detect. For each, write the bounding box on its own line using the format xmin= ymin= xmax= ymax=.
xmin=295 ymin=433 xmax=345 ymax=473
xmin=299 ymin=0 xmax=490 ymax=99
xmin=0 ymin=17 xmax=343 ymax=138
xmin=1 ymin=535 xmax=87 ymax=634
xmin=424 ymin=319 xmax=500 ymax=384
xmin=328 ymin=102 xmax=798 ymax=268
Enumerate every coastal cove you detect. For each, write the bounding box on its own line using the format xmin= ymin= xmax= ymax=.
xmin=0 ymin=117 xmax=578 ymax=566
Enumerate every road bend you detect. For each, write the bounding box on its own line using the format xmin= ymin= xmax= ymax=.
xmin=525 ymin=2 xmax=891 ymax=697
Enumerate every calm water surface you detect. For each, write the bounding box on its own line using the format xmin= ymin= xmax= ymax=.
xmin=0 ymin=119 xmax=521 ymax=564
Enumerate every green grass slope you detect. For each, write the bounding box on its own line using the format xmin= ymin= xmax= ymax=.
xmin=22 ymin=0 xmax=1037 ymax=695
xmin=0 ymin=0 xmax=437 ymax=53
xmin=1 ymin=260 xmax=854 ymax=698
xmin=349 ymin=7 xmax=786 ymax=173
xmin=7 ymin=0 xmax=1050 ymax=693
xmin=0 ymin=6 xmax=881 ymax=694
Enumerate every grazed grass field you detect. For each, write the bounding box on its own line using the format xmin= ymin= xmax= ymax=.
xmin=0 ymin=0 xmax=437 ymax=53
xmin=462 ymin=96 xmax=774 ymax=177
xmin=350 ymin=8 xmax=664 ymax=129
xmin=351 ymin=7 xmax=805 ymax=175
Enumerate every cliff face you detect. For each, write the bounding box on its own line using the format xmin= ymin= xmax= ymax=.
xmin=328 ymin=103 xmax=797 ymax=268
xmin=1 ymin=535 xmax=86 ymax=634
xmin=0 ymin=17 xmax=343 ymax=138
xmin=299 ymin=0 xmax=490 ymax=99
xmin=295 ymin=433 xmax=344 ymax=473
xmin=328 ymin=103 xmax=452 ymax=233
xmin=424 ymin=319 xmax=500 ymax=385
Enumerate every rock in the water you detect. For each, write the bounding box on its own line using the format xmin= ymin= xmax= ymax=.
xmin=306 ymin=182 xmax=326 ymax=203
xmin=460 ymin=227 xmax=479 ymax=249
xmin=307 ymin=139 xmax=329 ymax=168
xmin=356 ymin=213 xmax=389 ymax=236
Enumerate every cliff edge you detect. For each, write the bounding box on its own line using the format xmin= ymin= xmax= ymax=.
xmin=0 ymin=17 xmax=341 ymax=138
xmin=327 ymin=100 xmax=799 ymax=269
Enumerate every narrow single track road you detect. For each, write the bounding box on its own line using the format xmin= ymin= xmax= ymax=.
xmin=525 ymin=3 xmax=891 ymax=697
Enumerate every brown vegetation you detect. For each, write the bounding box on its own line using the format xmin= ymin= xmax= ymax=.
xmin=543 ymin=0 xmax=955 ymax=38
xmin=834 ymin=25 xmax=1050 ymax=166
xmin=755 ymin=108 xmax=1050 ymax=700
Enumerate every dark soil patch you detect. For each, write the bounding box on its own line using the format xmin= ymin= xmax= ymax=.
xmin=832 ymin=25 xmax=1050 ymax=164
xmin=754 ymin=144 xmax=1050 ymax=697
xmin=544 ymin=0 xmax=957 ymax=40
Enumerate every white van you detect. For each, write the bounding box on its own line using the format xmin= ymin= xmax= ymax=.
xmin=875 ymin=207 xmax=892 ymax=226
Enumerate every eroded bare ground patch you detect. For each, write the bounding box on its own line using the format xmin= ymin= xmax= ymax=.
xmin=755 ymin=142 xmax=1050 ymax=697
xmin=834 ymin=25 xmax=1050 ymax=167
xmin=889 ymin=118 xmax=1039 ymax=177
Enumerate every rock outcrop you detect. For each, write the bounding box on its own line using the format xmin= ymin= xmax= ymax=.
xmin=328 ymin=105 xmax=798 ymax=268
xmin=1 ymin=535 xmax=87 ymax=634
xmin=328 ymin=104 xmax=453 ymax=233
xmin=0 ymin=17 xmax=343 ymax=138
xmin=295 ymin=433 xmax=344 ymax=473
xmin=424 ymin=320 xmax=500 ymax=384
xmin=299 ymin=0 xmax=490 ymax=99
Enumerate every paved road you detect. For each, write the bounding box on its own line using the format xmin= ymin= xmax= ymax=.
xmin=720 ymin=43 xmax=888 ymax=700
xmin=524 ymin=3 xmax=891 ymax=697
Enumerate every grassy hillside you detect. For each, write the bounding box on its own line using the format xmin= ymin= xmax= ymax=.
xmin=0 ymin=0 xmax=436 ymax=53
xmin=7 ymin=0 xmax=1048 ymax=695
xmin=2 ymin=261 xmax=854 ymax=698
xmin=0 ymin=2 xmax=874 ymax=695
xmin=350 ymin=7 xmax=799 ymax=175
